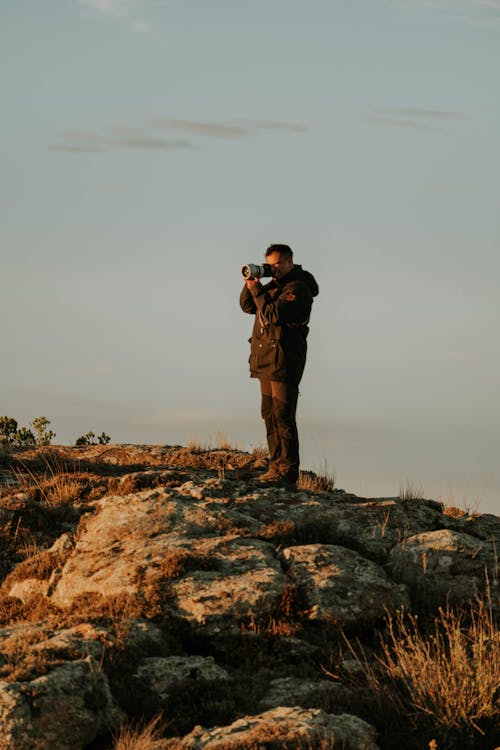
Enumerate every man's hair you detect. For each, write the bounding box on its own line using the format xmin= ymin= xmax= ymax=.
xmin=265 ymin=244 xmax=293 ymax=261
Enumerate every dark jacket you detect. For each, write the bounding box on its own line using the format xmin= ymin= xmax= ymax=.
xmin=240 ymin=265 xmax=319 ymax=384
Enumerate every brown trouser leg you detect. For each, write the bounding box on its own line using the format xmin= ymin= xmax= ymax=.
xmin=259 ymin=379 xmax=300 ymax=482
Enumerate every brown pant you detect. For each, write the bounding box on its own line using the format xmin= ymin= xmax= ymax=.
xmin=259 ymin=379 xmax=300 ymax=482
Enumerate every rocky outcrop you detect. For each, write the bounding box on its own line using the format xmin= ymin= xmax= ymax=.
xmin=388 ymin=528 xmax=499 ymax=608
xmin=282 ymin=543 xmax=409 ymax=627
xmin=0 ymin=657 xmax=123 ymax=750
xmin=0 ymin=444 xmax=498 ymax=750
xmin=164 ymin=706 xmax=380 ymax=750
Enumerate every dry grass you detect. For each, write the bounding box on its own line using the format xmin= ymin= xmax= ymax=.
xmin=113 ymin=714 xmax=165 ymax=750
xmin=399 ymin=480 xmax=424 ymax=501
xmin=187 ymin=434 xmax=241 ymax=452
xmin=3 ymin=548 xmax=67 ymax=586
xmin=298 ymin=463 xmax=335 ymax=493
xmin=337 ymin=594 xmax=500 ymax=746
xmin=251 ymin=443 xmax=269 ymax=460
xmin=14 ymin=452 xmax=82 ymax=507
xmin=441 ymin=495 xmax=482 ymax=518
xmin=213 ymin=432 xmax=241 ymax=451
xmin=242 ymin=581 xmax=310 ymax=638
xmin=0 ymin=626 xmax=63 ymax=682
xmin=186 ymin=438 xmax=205 ymax=452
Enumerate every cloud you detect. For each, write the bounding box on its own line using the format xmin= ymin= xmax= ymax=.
xmin=50 ymin=118 xmax=308 ymax=154
xmin=49 ymin=130 xmax=106 ymax=152
xmin=151 ymin=118 xmax=308 ymax=138
xmin=151 ymin=119 xmax=252 ymax=139
xmin=249 ymin=120 xmax=309 ymax=133
xmin=364 ymin=116 xmax=445 ymax=132
xmin=372 ymin=107 xmax=466 ymax=121
xmin=49 ymin=127 xmax=193 ymax=153
xmin=108 ymin=126 xmax=193 ymax=149
xmin=363 ymin=106 xmax=467 ymax=133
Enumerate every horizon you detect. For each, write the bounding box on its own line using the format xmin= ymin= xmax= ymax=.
xmin=2 ymin=1 xmax=499 ymax=516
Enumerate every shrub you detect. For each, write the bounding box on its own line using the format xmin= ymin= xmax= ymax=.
xmin=30 ymin=416 xmax=56 ymax=446
xmin=340 ymin=596 xmax=500 ymax=748
xmin=75 ymin=431 xmax=111 ymax=446
xmin=0 ymin=416 xmax=52 ymax=447
xmin=0 ymin=416 xmax=18 ymax=444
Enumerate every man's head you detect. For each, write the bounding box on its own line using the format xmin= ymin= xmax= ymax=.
xmin=265 ymin=244 xmax=294 ymax=280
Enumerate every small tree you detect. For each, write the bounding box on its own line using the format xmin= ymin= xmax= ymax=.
xmin=30 ymin=417 xmax=56 ymax=446
xmin=0 ymin=417 xmax=18 ymax=445
xmin=75 ymin=432 xmax=96 ymax=446
xmin=75 ymin=431 xmax=111 ymax=446
xmin=15 ymin=427 xmax=36 ymax=447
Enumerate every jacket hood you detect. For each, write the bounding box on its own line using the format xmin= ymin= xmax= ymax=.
xmin=281 ymin=265 xmax=319 ymax=297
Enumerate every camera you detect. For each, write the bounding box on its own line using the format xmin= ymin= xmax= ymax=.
xmin=241 ymin=263 xmax=272 ymax=280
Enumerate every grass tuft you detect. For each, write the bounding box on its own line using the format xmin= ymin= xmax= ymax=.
xmin=113 ymin=714 xmax=165 ymax=750
xmin=336 ymin=593 xmax=500 ymax=748
xmin=298 ymin=463 xmax=335 ymax=492
xmin=399 ymin=480 xmax=424 ymax=501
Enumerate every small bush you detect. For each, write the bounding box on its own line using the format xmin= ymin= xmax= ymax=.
xmin=30 ymin=417 xmax=56 ymax=446
xmin=340 ymin=596 xmax=500 ymax=748
xmin=75 ymin=431 xmax=111 ymax=446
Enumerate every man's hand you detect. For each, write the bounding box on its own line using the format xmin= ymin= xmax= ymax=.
xmin=245 ymin=278 xmax=260 ymax=289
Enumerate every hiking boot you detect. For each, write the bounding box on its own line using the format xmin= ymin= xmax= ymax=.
xmin=257 ymin=473 xmax=298 ymax=490
xmin=257 ymin=468 xmax=282 ymax=484
xmin=272 ymin=477 xmax=298 ymax=490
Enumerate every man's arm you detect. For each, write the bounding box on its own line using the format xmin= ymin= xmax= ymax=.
xmin=248 ymin=281 xmax=312 ymax=325
xmin=239 ymin=279 xmax=260 ymax=314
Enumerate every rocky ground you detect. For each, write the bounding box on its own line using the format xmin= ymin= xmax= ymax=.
xmin=0 ymin=444 xmax=498 ymax=750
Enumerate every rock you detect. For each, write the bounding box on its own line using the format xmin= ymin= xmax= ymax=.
xmin=388 ymin=528 xmax=499 ymax=608
xmin=442 ymin=511 xmax=500 ymax=547
xmin=258 ymin=676 xmax=353 ymax=714
xmin=283 ymin=544 xmax=409 ymax=627
xmin=168 ymin=537 xmax=285 ymax=635
xmin=51 ymin=489 xmax=285 ymax=637
xmin=0 ymin=657 xmax=124 ymax=750
xmin=164 ymin=706 xmax=379 ymax=749
xmin=133 ymin=655 xmax=229 ymax=696
xmin=282 ymin=497 xmax=445 ymax=562
xmin=2 ymin=444 xmax=498 ymax=750
xmin=128 ymin=655 xmax=232 ymax=720
xmin=3 ymin=534 xmax=74 ymax=604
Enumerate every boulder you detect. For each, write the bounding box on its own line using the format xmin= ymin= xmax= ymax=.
xmin=164 ymin=706 xmax=379 ymax=749
xmin=283 ymin=544 xmax=409 ymax=627
xmin=388 ymin=528 xmax=499 ymax=607
xmin=128 ymin=655 xmax=233 ymax=724
xmin=168 ymin=537 xmax=285 ymax=635
xmin=0 ymin=657 xmax=123 ymax=750
xmin=258 ymin=676 xmax=353 ymax=714
xmin=282 ymin=497 xmax=445 ymax=562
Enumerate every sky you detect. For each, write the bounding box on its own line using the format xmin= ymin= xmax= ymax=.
xmin=1 ymin=0 xmax=499 ymax=514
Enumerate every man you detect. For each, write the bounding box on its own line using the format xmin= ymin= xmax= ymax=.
xmin=240 ymin=244 xmax=319 ymax=488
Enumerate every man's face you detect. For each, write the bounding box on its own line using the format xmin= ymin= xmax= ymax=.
xmin=266 ymin=251 xmax=293 ymax=279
